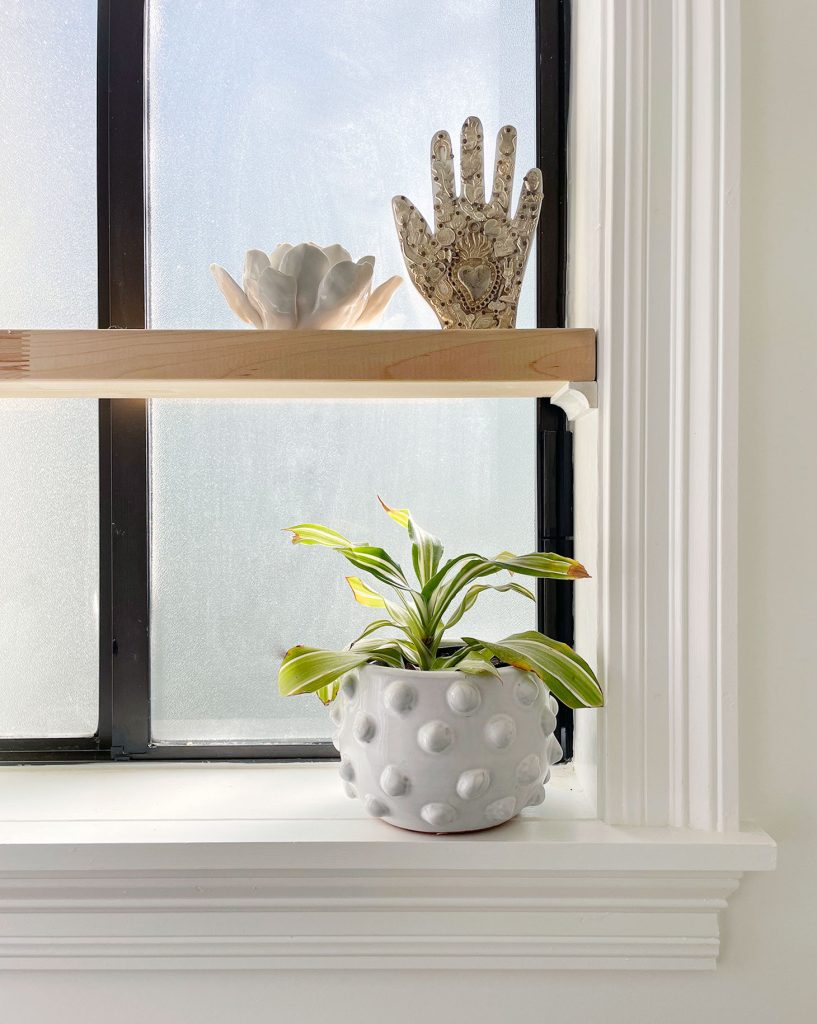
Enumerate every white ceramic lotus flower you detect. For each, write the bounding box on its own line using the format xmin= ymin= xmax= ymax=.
xmin=210 ymin=243 xmax=402 ymax=330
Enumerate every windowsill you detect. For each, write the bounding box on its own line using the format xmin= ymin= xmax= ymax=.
xmin=0 ymin=761 xmax=775 ymax=970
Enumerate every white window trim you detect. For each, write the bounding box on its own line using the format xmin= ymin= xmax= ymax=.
xmin=0 ymin=0 xmax=775 ymax=972
xmin=568 ymin=0 xmax=744 ymax=834
xmin=0 ymin=762 xmax=773 ymax=971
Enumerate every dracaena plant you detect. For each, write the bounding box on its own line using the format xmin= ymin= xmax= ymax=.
xmin=277 ymin=499 xmax=603 ymax=710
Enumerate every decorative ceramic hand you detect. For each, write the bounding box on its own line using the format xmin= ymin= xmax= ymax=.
xmin=393 ymin=117 xmax=543 ymax=329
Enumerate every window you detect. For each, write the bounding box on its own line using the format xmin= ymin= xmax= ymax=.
xmin=0 ymin=0 xmax=572 ymax=761
xmin=0 ymin=0 xmax=98 ymax=329
xmin=148 ymin=398 xmax=537 ymax=747
xmin=0 ymin=401 xmax=99 ymax=738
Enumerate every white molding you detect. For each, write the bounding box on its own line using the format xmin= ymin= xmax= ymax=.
xmin=0 ymin=869 xmax=745 ymax=972
xmin=551 ymin=381 xmax=598 ymax=423
xmin=570 ymin=0 xmax=742 ymax=829
xmin=0 ymin=764 xmax=775 ymax=971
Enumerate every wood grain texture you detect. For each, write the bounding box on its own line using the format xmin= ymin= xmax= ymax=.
xmin=0 ymin=328 xmax=595 ymax=397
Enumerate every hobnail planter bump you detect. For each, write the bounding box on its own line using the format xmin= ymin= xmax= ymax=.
xmin=333 ymin=664 xmax=561 ymax=834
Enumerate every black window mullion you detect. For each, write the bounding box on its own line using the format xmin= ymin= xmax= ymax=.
xmin=99 ymin=0 xmax=149 ymax=758
xmin=97 ymin=0 xmax=146 ymax=331
xmin=536 ymin=0 xmax=574 ymax=759
xmin=535 ymin=0 xmax=569 ymax=330
xmin=97 ymin=399 xmax=113 ymax=750
xmin=109 ymin=400 xmax=150 ymax=756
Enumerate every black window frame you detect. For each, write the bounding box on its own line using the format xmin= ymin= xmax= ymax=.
xmin=1 ymin=0 xmax=574 ymax=763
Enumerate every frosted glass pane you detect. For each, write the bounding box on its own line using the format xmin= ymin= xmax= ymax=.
xmin=147 ymin=0 xmax=536 ymax=329
xmin=149 ymin=399 xmax=535 ymax=743
xmin=0 ymin=1 xmax=97 ymax=327
xmin=0 ymin=401 xmax=99 ymax=737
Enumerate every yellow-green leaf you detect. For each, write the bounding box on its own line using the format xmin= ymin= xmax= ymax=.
xmin=345 ymin=576 xmax=386 ymax=608
xmin=377 ymin=496 xmax=410 ymax=528
xmin=278 ymin=645 xmax=373 ymax=698
xmin=284 ymin=523 xmax=350 ymax=548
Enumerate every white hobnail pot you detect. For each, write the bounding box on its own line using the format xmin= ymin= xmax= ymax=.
xmin=330 ymin=665 xmax=563 ymax=833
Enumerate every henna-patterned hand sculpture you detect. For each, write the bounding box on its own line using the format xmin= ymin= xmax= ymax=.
xmin=393 ymin=116 xmax=543 ymax=329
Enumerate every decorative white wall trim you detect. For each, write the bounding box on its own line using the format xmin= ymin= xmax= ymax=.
xmin=0 ymin=868 xmax=747 ymax=972
xmin=551 ymin=381 xmax=598 ymax=423
xmin=569 ymin=0 xmax=742 ymax=830
xmin=0 ymin=763 xmax=776 ymax=972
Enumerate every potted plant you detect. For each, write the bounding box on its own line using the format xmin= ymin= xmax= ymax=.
xmin=278 ymin=499 xmax=603 ymax=833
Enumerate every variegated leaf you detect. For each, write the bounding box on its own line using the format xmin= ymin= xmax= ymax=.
xmin=461 ymin=630 xmax=603 ymax=710
xmin=454 ymin=656 xmax=502 ymax=679
xmin=283 ymin=523 xmax=351 ymax=548
xmin=494 ymin=553 xmax=590 ymax=579
xmin=340 ymin=545 xmax=410 ymax=590
xmin=425 ymin=550 xmax=590 ymax=628
xmin=444 ymin=580 xmax=535 ymax=630
xmin=348 ymin=636 xmax=407 ymax=669
xmin=278 ymin=645 xmax=373 ymax=698
xmin=379 ymin=497 xmax=443 ymax=586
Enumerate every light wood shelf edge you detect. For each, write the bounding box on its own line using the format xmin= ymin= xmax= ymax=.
xmin=0 ymin=328 xmax=596 ymax=398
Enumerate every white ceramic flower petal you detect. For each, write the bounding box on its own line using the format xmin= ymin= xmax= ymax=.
xmin=280 ymin=243 xmax=331 ymax=323
xmin=213 ymin=246 xmax=399 ymax=330
xmin=302 ymin=259 xmax=374 ymax=329
xmin=210 ymin=264 xmax=262 ymax=328
xmin=245 ymin=265 xmax=297 ymax=330
xmin=355 ymin=274 xmax=403 ymax=327
xmin=269 ymin=243 xmax=293 ymax=272
xmin=243 ymin=249 xmax=270 ymax=291
xmin=322 ymin=244 xmax=353 ymax=267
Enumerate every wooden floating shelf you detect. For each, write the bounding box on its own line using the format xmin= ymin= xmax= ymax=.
xmin=0 ymin=328 xmax=596 ymax=398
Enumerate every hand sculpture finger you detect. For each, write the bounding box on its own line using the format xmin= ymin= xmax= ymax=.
xmin=392 ymin=195 xmax=435 ymax=290
xmin=512 ymin=168 xmax=544 ymax=240
xmin=490 ymin=125 xmax=517 ymax=214
xmin=392 ymin=195 xmax=433 ymax=242
xmin=430 ymin=130 xmax=456 ymax=231
xmin=460 ymin=116 xmax=485 ymax=206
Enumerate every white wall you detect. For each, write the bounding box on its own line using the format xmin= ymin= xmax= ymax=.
xmin=5 ymin=1 xmax=817 ymax=1019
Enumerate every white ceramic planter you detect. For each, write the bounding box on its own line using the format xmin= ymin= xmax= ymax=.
xmin=331 ymin=665 xmax=562 ymax=833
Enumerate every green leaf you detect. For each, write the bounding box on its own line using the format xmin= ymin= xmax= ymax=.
xmin=349 ymin=618 xmax=397 ymax=644
xmin=425 ymin=555 xmax=504 ymax=624
xmin=283 ymin=523 xmax=351 ymax=548
xmin=408 ymin=516 xmax=444 ymax=587
xmin=455 ymin=656 xmax=502 ymax=679
xmin=431 ymin=641 xmax=480 ymax=670
xmin=348 ymin=636 xmax=407 ymax=669
xmin=444 ymin=580 xmax=535 ymax=630
xmin=425 ymin=551 xmax=590 ymax=628
xmin=379 ymin=497 xmax=443 ymax=587
xmin=493 ymin=552 xmax=590 ymax=579
xmin=340 ymin=545 xmax=411 ymax=590
xmin=461 ymin=631 xmax=604 ymax=710
xmin=278 ymin=645 xmax=374 ymax=698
